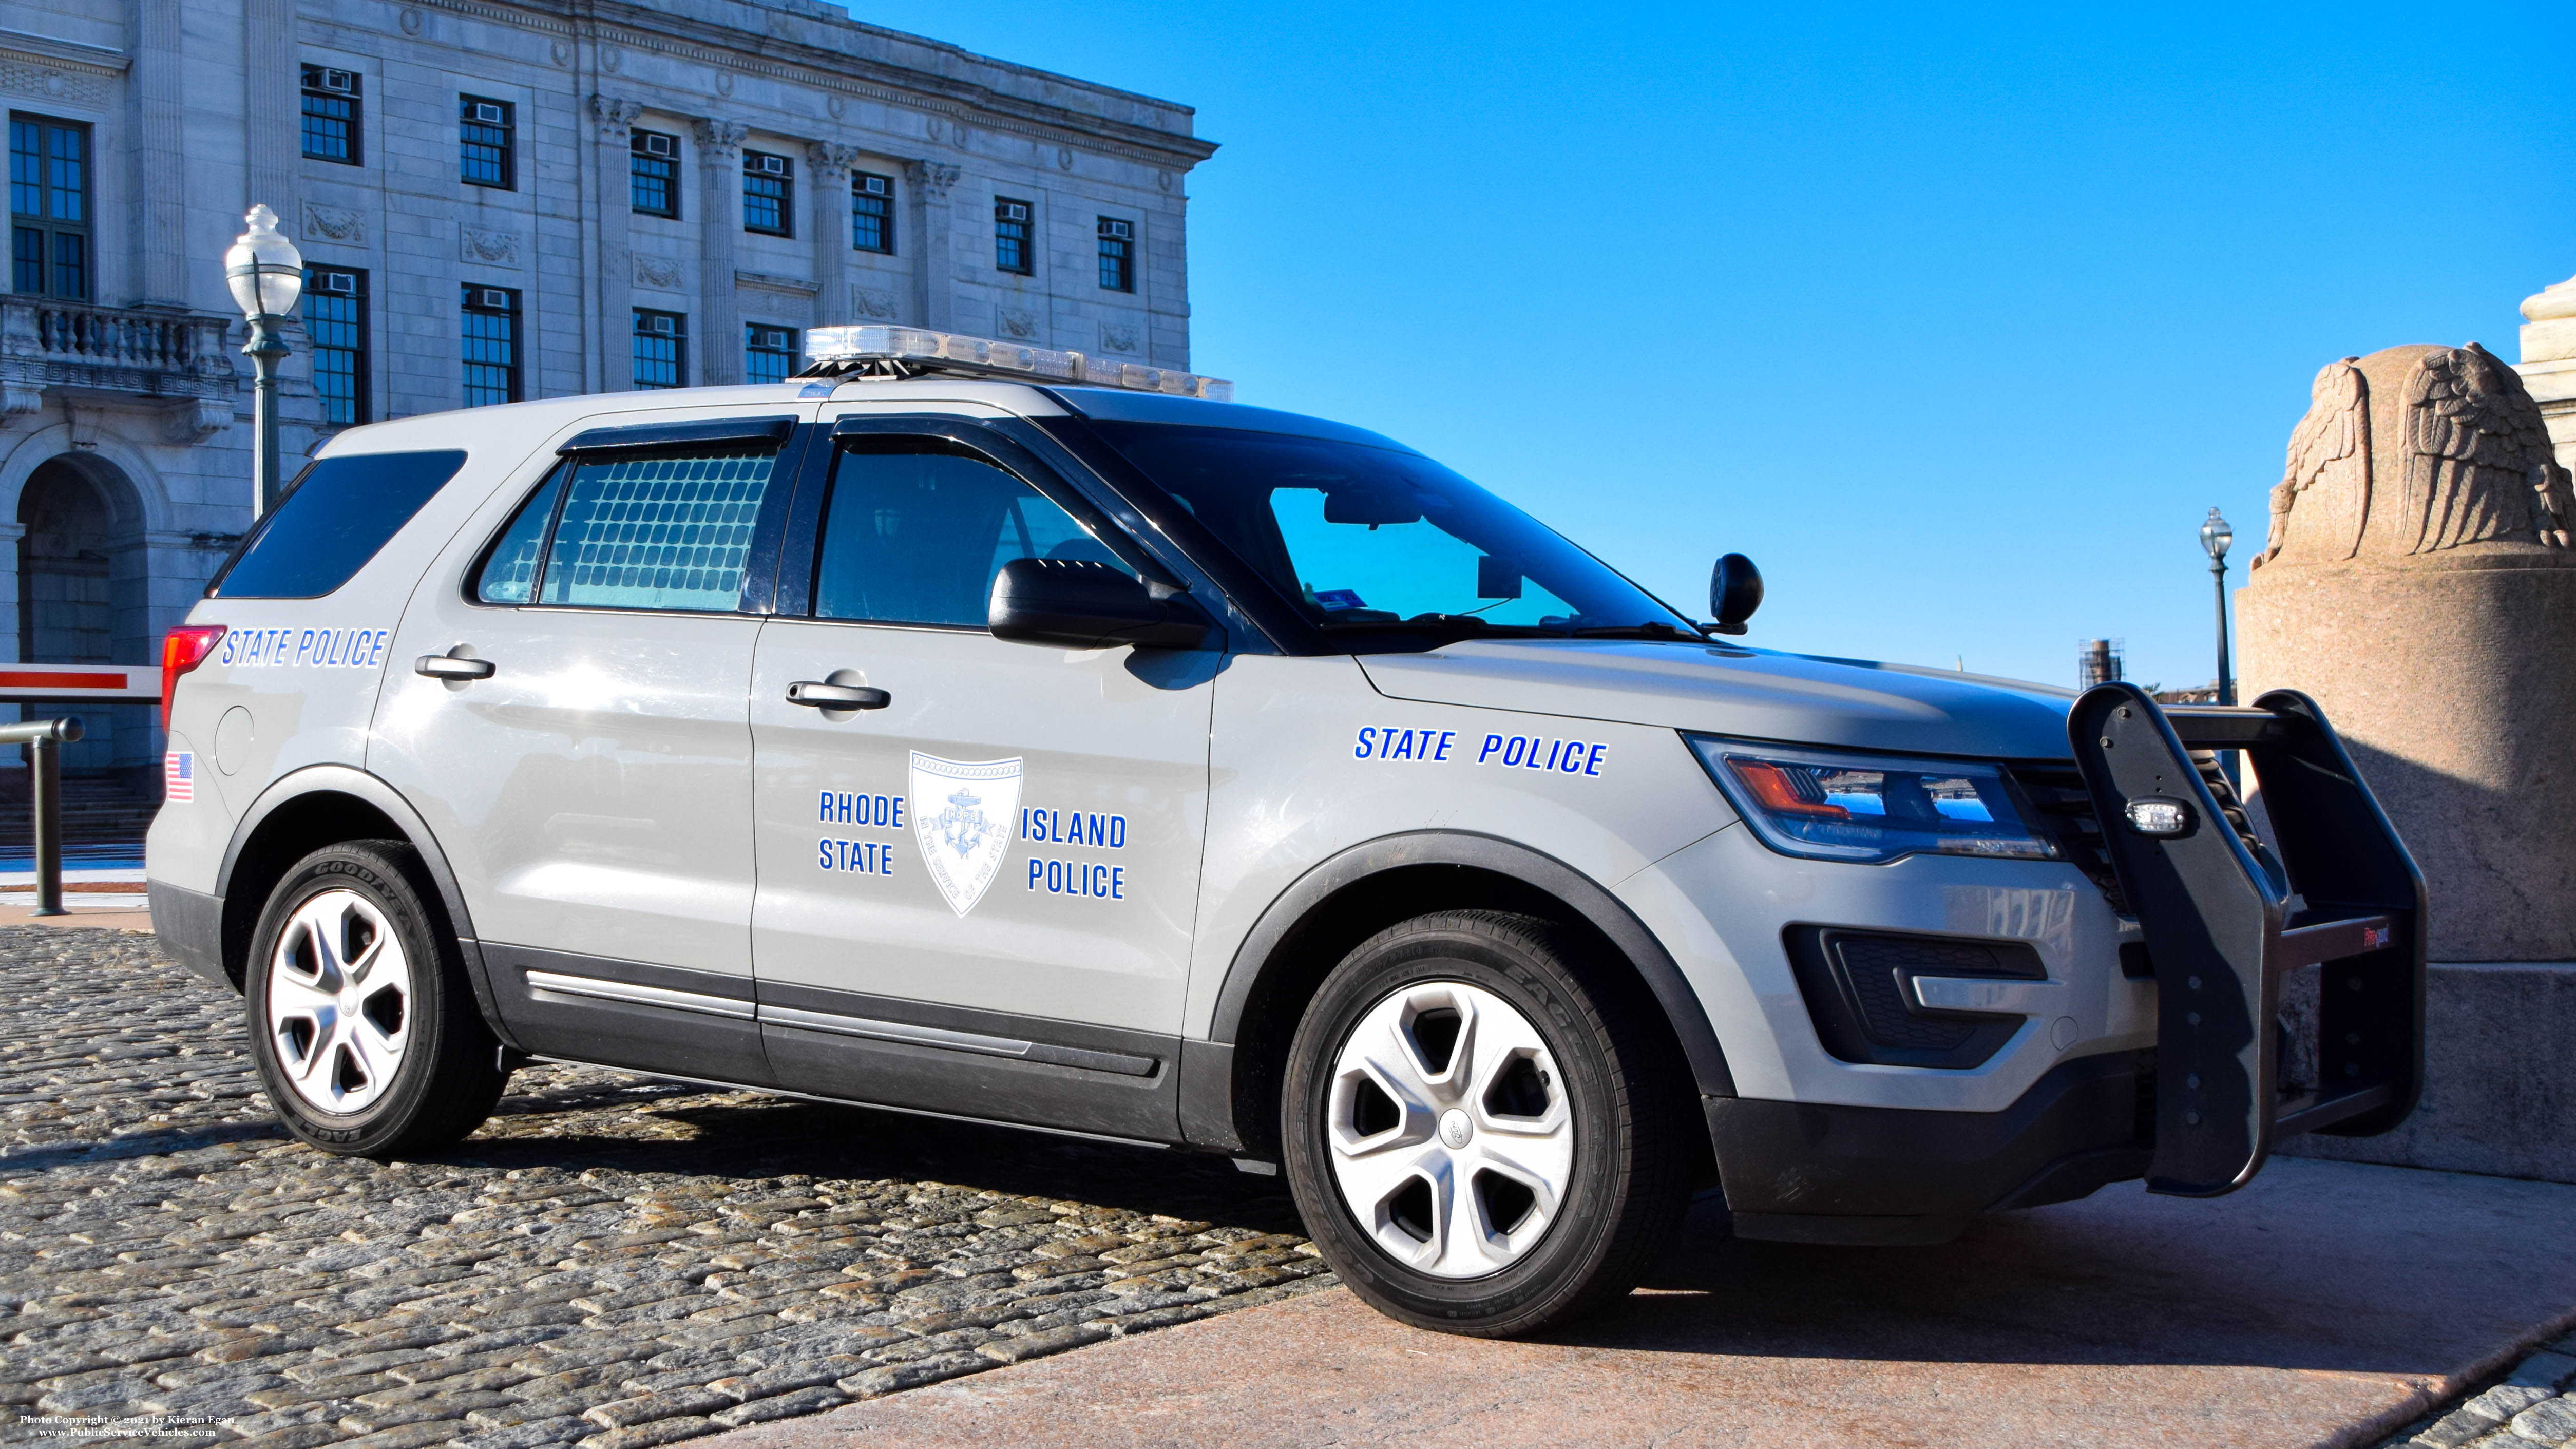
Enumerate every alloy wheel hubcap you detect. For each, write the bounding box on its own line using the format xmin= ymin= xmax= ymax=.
xmin=1325 ymin=980 xmax=1574 ymax=1279
xmin=264 ymin=889 xmax=412 ymax=1114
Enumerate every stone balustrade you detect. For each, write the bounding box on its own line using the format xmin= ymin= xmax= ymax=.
xmin=1 ymin=297 xmax=236 ymax=440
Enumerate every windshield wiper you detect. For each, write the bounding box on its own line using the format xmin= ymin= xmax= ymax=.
xmin=1315 ymin=615 xmax=1547 ymax=636
xmin=1569 ymin=621 xmax=1710 ymax=641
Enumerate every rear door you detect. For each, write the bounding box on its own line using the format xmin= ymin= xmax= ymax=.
xmin=371 ymin=411 xmax=809 ymax=1085
xmin=746 ymin=414 xmax=1217 ymax=1138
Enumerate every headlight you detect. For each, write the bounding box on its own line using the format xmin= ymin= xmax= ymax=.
xmin=1686 ymin=737 xmax=2058 ymax=865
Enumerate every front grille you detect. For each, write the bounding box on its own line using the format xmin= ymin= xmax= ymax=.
xmin=2009 ymin=762 xmax=2128 ymax=914
xmin=2012 ymin=754 xmax=2282 ymax=918
xmin=2190 ymin=752 xmax=2287 ymax=893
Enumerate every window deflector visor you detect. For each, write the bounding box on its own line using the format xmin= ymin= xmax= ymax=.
xmin=560 ymin=416 xmax=795 ymax=454
xmin=824 ymin=417 xmax=1183 ymax=593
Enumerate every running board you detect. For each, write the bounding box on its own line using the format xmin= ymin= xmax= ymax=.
xmin=2068 ymin=685 xmax=2427 ymax=1199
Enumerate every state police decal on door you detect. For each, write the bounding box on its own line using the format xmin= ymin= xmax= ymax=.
xmin=908 ymin=752 xmax=1024 ymax=917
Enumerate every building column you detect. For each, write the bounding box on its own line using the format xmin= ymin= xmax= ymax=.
xmin=806 ymin=143 xmax=858 ymax=327
xmin=591 ymin=97 xmax=643 ymax=392
xmin=904 ymin=161 xmax=961 ymax=331
xmin=131 ymin=0 xmax=187 ymax=306
xmin=2519 ymin=274 xmax=2576 ymax=475
xmin=241 ymin=0 xmax=296 ymax=215
xmin=693 ymin=120 xmax=748 ymax=386
xmin=0 ymin=520 xmax=24 ymax=668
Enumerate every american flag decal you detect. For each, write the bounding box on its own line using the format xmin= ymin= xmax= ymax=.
xmin=164 ymin=751 xmax=194 ymax=803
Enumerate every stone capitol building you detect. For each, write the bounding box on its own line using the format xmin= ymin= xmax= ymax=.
xmin=2 ymin=0 xmax=1214 ymax=788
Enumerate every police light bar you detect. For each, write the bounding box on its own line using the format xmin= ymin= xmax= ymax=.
xmin=800 ymin=325 xmax=1234 ymax=402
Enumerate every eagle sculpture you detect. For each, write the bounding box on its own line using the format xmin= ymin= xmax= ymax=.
xmin=2258 ymin=342 xmax=2571 ymax=568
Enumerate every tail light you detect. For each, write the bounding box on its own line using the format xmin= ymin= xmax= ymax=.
xmin=161 ymin=625 xmax=226 ymax=728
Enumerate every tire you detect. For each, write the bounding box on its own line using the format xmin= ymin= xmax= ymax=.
xmin=244 ymin=840 xmax=506 ymax=1156
xmin=1281 ymin=910 xmax=1694 ymax=1337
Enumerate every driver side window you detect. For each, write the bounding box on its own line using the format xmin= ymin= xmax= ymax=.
xmin=812 ymin=443 xmax=1133 ymax=626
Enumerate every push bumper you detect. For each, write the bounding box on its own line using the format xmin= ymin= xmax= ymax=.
xmin=1707 ymin=684 xmax=2423 ymax=1240
xmin=2069 ymin=683 xmax=2426 ymax=1196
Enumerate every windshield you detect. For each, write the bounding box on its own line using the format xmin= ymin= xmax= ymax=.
xmin=1078 ymin=422 xmax=1700 ymax=639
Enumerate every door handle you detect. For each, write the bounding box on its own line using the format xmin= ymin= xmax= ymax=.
xmin=787 ymin=680 xmax=890 ymax=710
xmin=416 ymin=653 xmax=495 ymax=681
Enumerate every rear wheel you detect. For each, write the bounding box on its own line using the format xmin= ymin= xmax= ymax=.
xmin=1282 ymin=910 xmax=1693 ymax=1337
xmin=245 ymin=841 xmax=505 ymax=1156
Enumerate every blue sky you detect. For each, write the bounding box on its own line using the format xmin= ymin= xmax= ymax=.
xmin=880 ymin=2 xmax=2575 ymax=689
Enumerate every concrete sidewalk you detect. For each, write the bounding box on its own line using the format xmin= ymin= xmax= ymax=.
xmin=0 ymin=900 xmax=152 ymax=931
xmin=711 ymin=1156 xmax=2576 ymax=1448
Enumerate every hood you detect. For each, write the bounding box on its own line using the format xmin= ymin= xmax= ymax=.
xmin=1358 ymin=640 xmax=2078 ymax=761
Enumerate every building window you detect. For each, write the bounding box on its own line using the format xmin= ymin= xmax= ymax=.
xmin=299 ymin=65 xmax=361 ymax=165
xmin=460 ymin=96 xmax=513 ymax=188
xmin=852 ymin=171 xmax=893 ymax=254
xmin=634 ymin=309 xmax=686 ymax=390
xmin=994 ymin=197 xmax=1032 ymax=275
xmin=745 ymin=323 xmax=798 ymax=385
xmin=461 ymin=285 xmax=521 ymax=407
xmin=9 ymin=114 xmax=89 ymax=300
xmin=304 ymin=266 xmax=368 ymax=426
xmin=742 ymin=151 xmax=792 ymax=236
xmin=631 ymin=129 xmax=679 ymax=218
xmin=1097 ymin=217 xmax=1134 ymax=293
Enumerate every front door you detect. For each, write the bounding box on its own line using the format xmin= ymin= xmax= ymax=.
xmin=372 ymin=412 xmax=806 ymax=1084
xmin=748 ymin=422 xmax=1216 ymax=1138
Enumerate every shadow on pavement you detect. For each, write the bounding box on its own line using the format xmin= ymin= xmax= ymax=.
xmin=1560 ymin=1160 xmax=2576 ymax=1378
xmin=451 ymin=1091 xmax=1310 ymax=1238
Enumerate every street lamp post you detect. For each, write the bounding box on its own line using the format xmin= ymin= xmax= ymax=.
xmin=223 ymin=206 xmax=303 ymax=517
xmin=2201 ymin=506 xmax=2238 ymax=790
xmin=2200 ymin=506 xmax=2235 ymax=706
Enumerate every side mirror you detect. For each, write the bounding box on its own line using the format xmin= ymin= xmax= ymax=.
xmin=989 ymin=558 xmax=1214 ymax=651
xmin=1708 ymin=552 xmax=1763 ymax=636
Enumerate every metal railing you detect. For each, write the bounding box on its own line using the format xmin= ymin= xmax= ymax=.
xmin=1 ymin=718 xmax=84 ymax=916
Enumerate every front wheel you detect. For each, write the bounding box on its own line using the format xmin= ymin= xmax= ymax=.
xmin=1281 ymin=910 xmax=1694 ymax=1337
xmin=244 ymin=841 xmax=505 ymax=1156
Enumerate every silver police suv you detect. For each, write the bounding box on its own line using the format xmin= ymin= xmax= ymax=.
xmin=147 ymin=326 xmax=2427 ymax=1337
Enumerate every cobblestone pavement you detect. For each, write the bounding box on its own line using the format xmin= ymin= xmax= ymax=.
xmin=0 ymin=927 xmax=1332 ymax=1447
xmin=2376 ymin=1336 xmax=2576 ymax=1449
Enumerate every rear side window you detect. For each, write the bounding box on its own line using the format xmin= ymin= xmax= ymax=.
xmin=473 ymin=466 xmax=564 ymax=604
xmin=213 ymin=450 xmax=467 ymax=598
xmin=471 ymin=447 xmax=776 ymax=613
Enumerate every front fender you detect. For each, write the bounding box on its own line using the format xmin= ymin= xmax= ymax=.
xmin=1181 ymin=829 xmax=1737 ymax=1154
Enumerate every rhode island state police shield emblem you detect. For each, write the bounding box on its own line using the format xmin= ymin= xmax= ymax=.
xmin=909 ymin=751 xmax=1024 ymax=917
